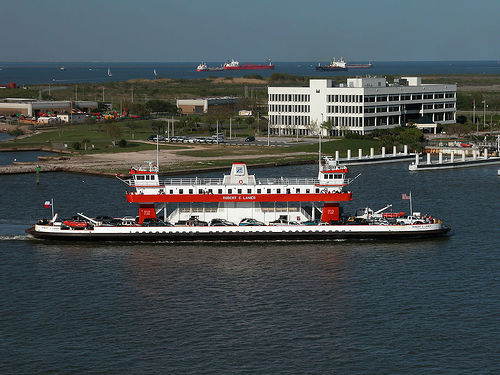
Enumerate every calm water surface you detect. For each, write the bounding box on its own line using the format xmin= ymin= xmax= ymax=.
xmin=0 ymin=161 xmax=499 ymax=374
xmin=1 ymin=61 xmax=500 ymax=85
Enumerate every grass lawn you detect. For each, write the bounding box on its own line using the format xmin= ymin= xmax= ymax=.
xmin=0 ymin=120 xmax=189 ymax=153
xmin=176 ymin=139 xmax=381 ymax=158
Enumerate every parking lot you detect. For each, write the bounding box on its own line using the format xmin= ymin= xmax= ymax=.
xmin=146 ymin=134 xmax=315 ymax=147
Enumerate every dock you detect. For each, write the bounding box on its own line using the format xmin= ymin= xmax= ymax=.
xmin=334 ymin=145 xmax=416 ymax=165
xmin=409 ymin=149 xmax=500 ymax=171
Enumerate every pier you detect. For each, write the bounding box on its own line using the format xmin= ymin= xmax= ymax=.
xmin=409 ymin=149 xmax=500 ymax=171
xmin=334 ymin=145 xmax=416 ymax=165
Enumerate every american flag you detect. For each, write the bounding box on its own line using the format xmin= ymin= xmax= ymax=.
xmin=401 ymin=193 xmax=411 ymax=200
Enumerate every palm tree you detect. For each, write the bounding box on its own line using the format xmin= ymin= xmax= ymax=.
xmin=82 ymin=138 xmax=91 ymax=151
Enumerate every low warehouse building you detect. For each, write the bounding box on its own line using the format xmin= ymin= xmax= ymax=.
xmin=176 ymin=97 xmax=236 ymax=114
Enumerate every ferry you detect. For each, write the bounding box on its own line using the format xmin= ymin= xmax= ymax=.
xmin=27 ymin=158 xmax=450 ymax=241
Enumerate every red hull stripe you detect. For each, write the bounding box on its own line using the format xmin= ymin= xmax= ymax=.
xmin=126 ymin=192 xmax=352 ymax=203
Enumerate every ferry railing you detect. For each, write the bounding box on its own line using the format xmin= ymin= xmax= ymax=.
xmin=123 ymin=177 xmax=354 ymax=187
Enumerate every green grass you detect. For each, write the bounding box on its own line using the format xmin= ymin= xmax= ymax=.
xmin=0 ymin=120 xmax=190 ymax=153
xmin=176 ymin=139 xmax=381 ymax=158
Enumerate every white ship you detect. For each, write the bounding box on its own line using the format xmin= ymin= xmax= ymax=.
xmin=27 ymin=157 xmax=450 ymax=241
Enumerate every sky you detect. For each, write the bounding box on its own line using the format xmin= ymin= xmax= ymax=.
xmin=0 ymin=0 xmax=499 ymax=62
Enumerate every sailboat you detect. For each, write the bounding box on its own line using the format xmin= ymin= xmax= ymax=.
xmin=153 ymin=68 xmax=158 ymax=78
xmin=107 ymin=67 xmax=112 ymax=77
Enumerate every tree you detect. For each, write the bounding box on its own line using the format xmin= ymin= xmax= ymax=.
xmin=82 ymin=138 xmax=90 ymax=151
xmin=106 ymin=123 xmax=122 ymax=145
xmin=145 ymin=100 xmax=177 ymax=113
xmin=152 ymin=120 xmax=166 ymax=135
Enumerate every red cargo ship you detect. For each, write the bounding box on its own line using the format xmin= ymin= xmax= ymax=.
xmin=223 ymin=59 xmax=274 ymax=70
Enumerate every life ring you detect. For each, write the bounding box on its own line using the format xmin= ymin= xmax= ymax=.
xmin=238 ymin=180 xmax=243 ymax=184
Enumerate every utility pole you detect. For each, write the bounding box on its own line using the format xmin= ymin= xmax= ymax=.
xmin=483 ymin=99 xmax=487 ymax=128
xmin=131 ymin=86 xmax=134 ymax=103
xmin=75 ymin=85 xmax=78 ymax=101
xmin=229 ymin=117 xmax=232 ymax=140
xmin=102 ymin=87 xmax=105 ymax=102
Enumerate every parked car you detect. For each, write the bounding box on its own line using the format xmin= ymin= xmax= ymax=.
xmin=186 ymin=216 xmax=208 ymax=226
xmin=239 ymin=218 xmax=265 ymax=226
xmin=269 ymin=218 xmax=299 ymax=225
xmin=302 ymin=219 xmax=327 ymax=226
xmin=142 ymin=218 xmax=172 ymax=226
xmin=210 ymin=218 xmax=236 ymax=226
xmin=245 ymin=136 xmax=255 ymax=142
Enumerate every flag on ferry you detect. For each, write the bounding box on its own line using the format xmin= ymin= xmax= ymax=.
xmin=401 ymin=193 xmax=411 ymax=200
xmin=44 ymin=200 xmax=52 ymax=208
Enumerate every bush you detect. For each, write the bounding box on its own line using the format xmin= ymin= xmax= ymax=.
xmin=7 ymin=127 xmax=24 ymax=136
xmin=72 ymin=142 xmax=82 ymax=150
xmin=118 ymin=139 xmax=127 ymax=148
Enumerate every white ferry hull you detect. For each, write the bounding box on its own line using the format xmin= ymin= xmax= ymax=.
xmin=28 ymin=223 xmax=450 ymax=241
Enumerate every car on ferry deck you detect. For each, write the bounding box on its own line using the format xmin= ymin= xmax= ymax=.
xmin=239 ymin=218 xmax=265 ymax=226
xmin=210 ymin=218 xmax=236 ymax=226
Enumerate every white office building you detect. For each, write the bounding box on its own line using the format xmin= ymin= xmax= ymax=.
xmin=268 ymin=77 xmax=456 ymax=136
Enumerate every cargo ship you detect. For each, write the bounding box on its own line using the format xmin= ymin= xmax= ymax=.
xmin=27 ymin=157 xmax=450 ymax=241
xmin=196 ymin=62 xmax=224 ymax=72
xmin=222 ymin=59 xmax=274 ymax=70
xmin=346 ymin=62 xmax=373 ymax=69
xmin=315 ymin=58 xmax=348 ymax=71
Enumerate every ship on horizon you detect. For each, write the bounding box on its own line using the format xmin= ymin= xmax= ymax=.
xmin=316 ymin=58 xmax=373 ymax=71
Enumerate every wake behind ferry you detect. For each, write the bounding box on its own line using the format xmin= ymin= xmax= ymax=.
xmin=27 ymin=157 xmax=450 ymax=241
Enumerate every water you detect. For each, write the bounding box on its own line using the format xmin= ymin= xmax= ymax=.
xmin=0 ymin=159 xmax=499 ymax=374
xmin=1 ymin=61 xmax=500 ymax=85
xmin=0 ymin=150 xmax=55 ymax=165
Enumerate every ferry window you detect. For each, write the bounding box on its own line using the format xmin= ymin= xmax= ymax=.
xmin=257 ymin=189 xmax=261 ymax=193
xmin=247 ymin=189 xmax=252 ymax=194
xmin=137 ymin=175 xmax=145 ymax=180
xmin=208 ymin=189 xmax=213 ymax=193
xmin=329 ymin=174 xmax=334 ymax=179
xmin=315 ymin=188 xmax=320 ymax=193
xmin=306 ymin=189 xmax=310 ymax=193
xmin=334 ymin=174 xmax=342 ymax=179
xmin=228 ymin=189 xmax=232 ymax=194
xmin=296 ymin=188 xmax=300 ymax=193
xmin=218 ymin=189 xmax=222 ymax=194
xmin=198 ymin=189 xmax=203 ymax=193
xmin=189 ymin=189 xmax=193 ymax=194
xmin=238 ymin=189 xmax=242 ymax=194
xmin=179 ymin=189 xmax=183 ymax=194
xmin=267 ymin=189 xmax=271 ymax=193
xmin=286 ymin=189 xmax=291 ymax=194
xmin=169 ymin=189 xmax=173 ymax=194
xmin=276 ymin=189 xmax=281 ymax=193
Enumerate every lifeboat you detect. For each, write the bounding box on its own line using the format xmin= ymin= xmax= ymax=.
xmin=63 ymin=220 xmax=88 ymax=228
